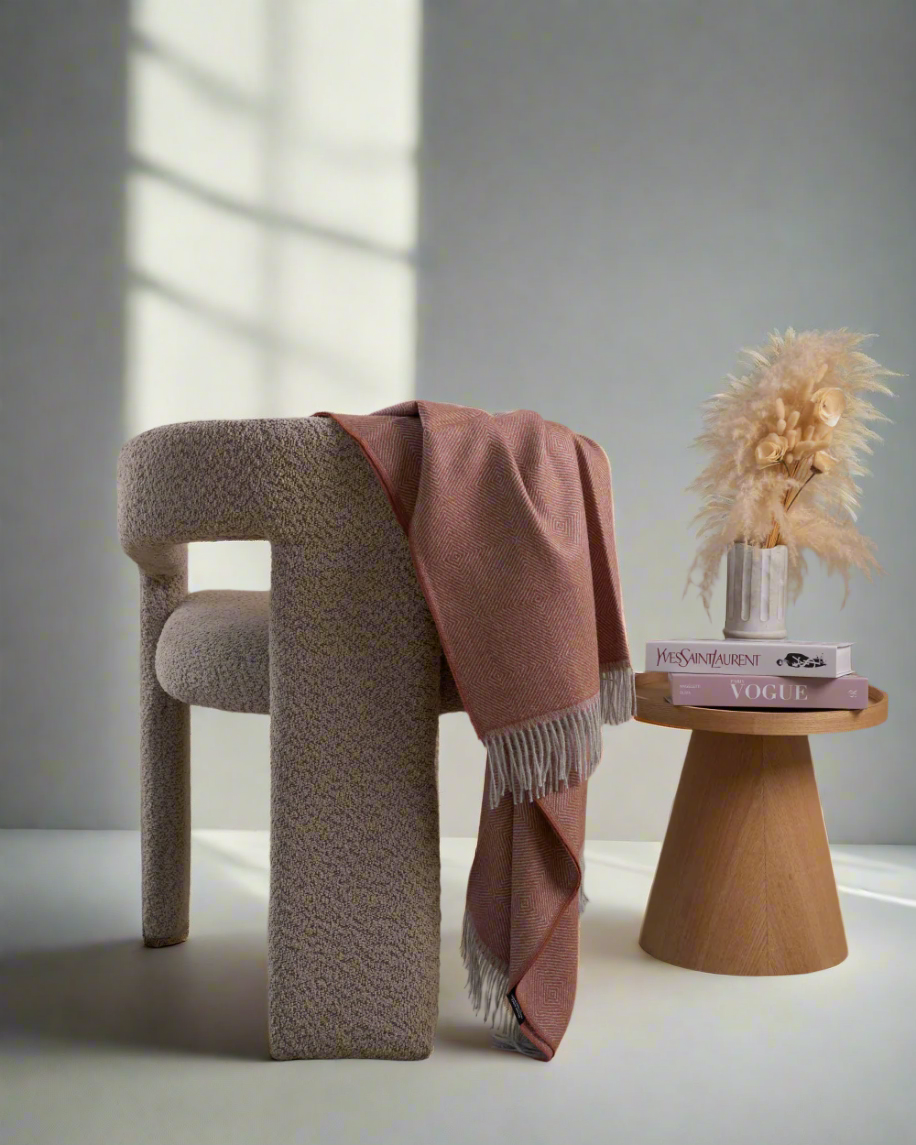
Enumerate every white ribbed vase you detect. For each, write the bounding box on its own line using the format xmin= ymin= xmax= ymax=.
xmin=723 ymin=543 xmax=788 ymax=640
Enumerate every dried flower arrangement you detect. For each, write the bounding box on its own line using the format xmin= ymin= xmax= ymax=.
xmin=687 ymin=328 xmax=897 ymax=614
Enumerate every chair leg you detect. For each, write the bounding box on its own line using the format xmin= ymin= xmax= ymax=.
xmin=267 ymin=533 xmax=442 ymax=1060
xmin=139 ymin=564 xmax=191 ymax=947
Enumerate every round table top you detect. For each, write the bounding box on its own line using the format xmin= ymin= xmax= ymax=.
xmin=635 ymin=672 xmax=888 ymax=737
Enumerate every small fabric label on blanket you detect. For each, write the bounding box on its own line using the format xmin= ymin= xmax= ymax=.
xmin=507 ymin=990 xmax=526 ymax=1024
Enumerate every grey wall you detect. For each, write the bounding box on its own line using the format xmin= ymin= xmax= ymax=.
xmin=2 ymin=1 xmax=914 ymax=840
xmin=0 ymin=1 xmax=139 ymax=827
xmin=421 ymin=0 xmax=916 ymax=841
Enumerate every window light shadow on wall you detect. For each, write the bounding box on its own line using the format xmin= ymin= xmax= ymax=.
xmin=124 ymin=0 xmax=421 ymax=591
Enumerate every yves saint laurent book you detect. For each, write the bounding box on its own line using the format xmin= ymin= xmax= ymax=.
xmin=645 ymin=640 xmax=853 ymax=678
xmin=668 ymin=673 xmax=868 ymax=709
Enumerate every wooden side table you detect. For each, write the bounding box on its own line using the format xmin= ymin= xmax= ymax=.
xmin=635 ymin=671 xmax=889 ymax=976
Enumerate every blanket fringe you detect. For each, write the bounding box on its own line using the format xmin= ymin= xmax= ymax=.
xmin=484 ymin=662 xmax=635 ymax=809
xmin=600 ymin=660 xmax=637 ymax=727
xmin=579 ymin=846 xmax=589 ymax=914
xmin=460 ymin=909 xmax=542 ymax=1058
xmin=460 ymin=908 xmax=511 ymax=1029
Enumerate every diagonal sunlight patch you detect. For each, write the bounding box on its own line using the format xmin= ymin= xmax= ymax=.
xmin=124 ymin=2 xmax=422 ymax=820
xmin=195 ymin=830 xmax=270 ymax=899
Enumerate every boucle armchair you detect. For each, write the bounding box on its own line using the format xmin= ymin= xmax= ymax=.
xmin=118 ymin=417 xmax=462 ymax=1061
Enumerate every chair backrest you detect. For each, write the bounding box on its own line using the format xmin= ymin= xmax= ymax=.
xmin=118 ymin=416 xmax=363 ymax=577
xmin=118 ymin=414 xmax=463 ymax=712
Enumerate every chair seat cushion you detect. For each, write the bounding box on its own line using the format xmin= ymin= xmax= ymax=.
xmin=156 ymin=590 xmax=271 ymax=713
xmin=155 ymin=589 xmax=465 ymax=716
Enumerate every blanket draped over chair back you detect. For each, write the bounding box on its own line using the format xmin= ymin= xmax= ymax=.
xmin=317 ymin=401 xmax=635 ymax=1060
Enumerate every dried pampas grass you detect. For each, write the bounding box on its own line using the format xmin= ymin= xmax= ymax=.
xmin=687 ymin=328 xmax=898 ymax=614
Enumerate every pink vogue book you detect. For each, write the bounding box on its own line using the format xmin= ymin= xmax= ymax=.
xmin=668 ymin=673 xmax=869 ymax=710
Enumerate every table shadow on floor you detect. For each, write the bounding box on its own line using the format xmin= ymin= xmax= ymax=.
xmin=580 ymin=905 xmax=650 ymax=964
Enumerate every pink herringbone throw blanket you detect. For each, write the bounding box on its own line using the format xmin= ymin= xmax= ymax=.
xmin=318 ymin=401 xmax=635 ymax=1060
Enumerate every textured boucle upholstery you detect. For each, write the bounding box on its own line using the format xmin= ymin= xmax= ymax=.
xmin=118 ymin=416 xmax=450 ymax=1060
xmin=154 ymin=588 xmax=464 ymax=716
xmin=156 ymin=590 xmax=271 ymax=713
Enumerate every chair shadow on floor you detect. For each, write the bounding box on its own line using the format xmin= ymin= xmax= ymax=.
xmin=0 ymin=933 xmax=270 ymax=1060
xmin=0 ymin=905 xmax=650 ymax=1061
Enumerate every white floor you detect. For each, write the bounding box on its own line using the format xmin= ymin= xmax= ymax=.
xmin=1 ymin=833 xmax=915 ymax=1145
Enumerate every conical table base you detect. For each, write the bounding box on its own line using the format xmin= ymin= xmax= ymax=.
xmin=639 ymin=731 xmax=848 ymax=975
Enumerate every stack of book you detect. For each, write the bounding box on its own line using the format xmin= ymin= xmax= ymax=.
xmin=645 ymin=640 xmax=868 ymax=710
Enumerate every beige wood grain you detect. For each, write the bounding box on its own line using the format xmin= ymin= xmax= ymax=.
xmin=639 ymin=731 xmax=848 ymax=975
xmin=635 ymin=671 xmax=888 ymax=736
